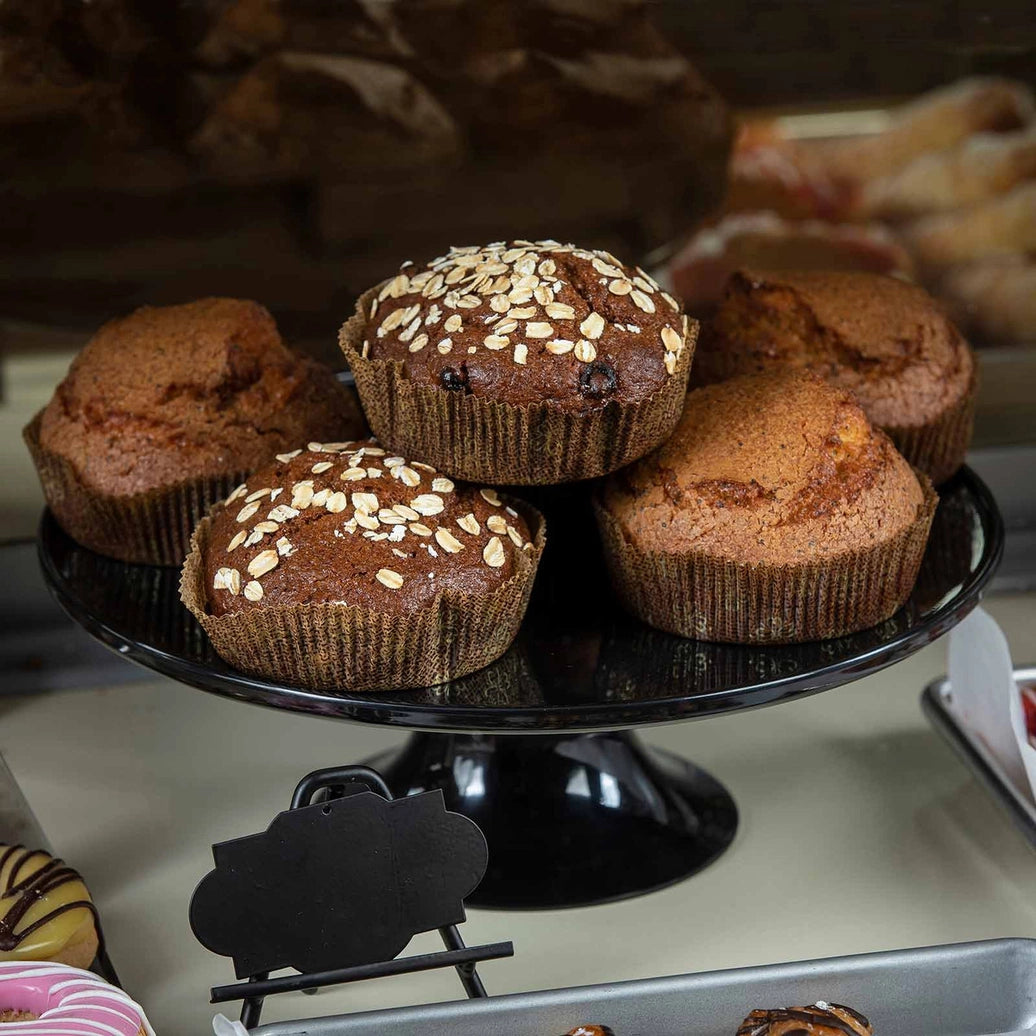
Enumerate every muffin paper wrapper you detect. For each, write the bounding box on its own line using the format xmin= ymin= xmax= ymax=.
xmin=338 ymin=286 xmax=698 ymax=485
xmin=593 ymin=473 xmax=938 ymax=644
xmin=885 ymin=363 xmax=977 ymax=486
xmin=179 ymin=502 xmax=545 ymax=693
xmin=24 ymin=413 xmax=245 ymax=567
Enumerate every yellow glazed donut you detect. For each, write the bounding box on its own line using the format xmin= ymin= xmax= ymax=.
xmin=0 ymin=846 xmax=99 ymax=969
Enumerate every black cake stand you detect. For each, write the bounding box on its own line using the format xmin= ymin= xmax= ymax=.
xmin=38 ymin=468 xmax=1002 ymax=909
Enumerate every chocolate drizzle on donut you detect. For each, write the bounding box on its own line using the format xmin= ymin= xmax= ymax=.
xmin=0 ymin=845 xmax=101 ymax=954
xmin=736 ymin=1003 xmax=872 ymax=1036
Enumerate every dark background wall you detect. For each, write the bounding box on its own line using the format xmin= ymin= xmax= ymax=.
xmin=659 ymin=0 xmax=1036 ymax=105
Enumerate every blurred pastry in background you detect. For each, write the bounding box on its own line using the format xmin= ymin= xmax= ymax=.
xmin=191 ymin=0 xmax=413 ymax=67
xmin=724 ymin=126 xmax=852 ymax=221
xmin=940 ymin=257 xmax=1036 ymax=346
xmin=668 ymin=212 xmax=912 ymax=315
xmin=903 ymin=181 xmax=1036 ymax=274
xmin=694 ymin=76 xmax=1036 ymax=344
xmin=854 ymin=126 xmax=1036 ymax=221
xmin=808 ymin=76 xmax=1034 ymax=184
xmin=191 ymin=52 xmax=463 ymax=178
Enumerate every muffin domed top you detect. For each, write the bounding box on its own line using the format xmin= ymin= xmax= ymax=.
xmin=699 ymin=269 xmax=973 ymax=427
xmin=603 ymin=370 xmax=926 ymax=565
xmin=203 ymin=439 xmax=536 ymax=617
xmin=39 ymin=298 xmax=361 ymax=495
xmin=361 ymin=240 xmax=691 ymax=409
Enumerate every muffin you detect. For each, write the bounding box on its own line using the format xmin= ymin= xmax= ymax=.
xmin=180 ymin=438 xmax=545 ymax=691
xmin=695 ymin=269 xmax=975 ymax=484
xmin=595 ymin=371 xmax=937 ymax=644
xmin=26 ymin=297 xmax=365 ymax=565
xmin=339 ymin=240 xmax=696 ymax=484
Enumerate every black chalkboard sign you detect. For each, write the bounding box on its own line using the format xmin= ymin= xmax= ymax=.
xmin=191 ymin=778 xmax=489 ymax=980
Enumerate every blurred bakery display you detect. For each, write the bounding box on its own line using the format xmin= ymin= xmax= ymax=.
xmin=0 ymin=0 xmax=731 ymax=357
xmin=670 ymin=78 xmax=1036 ymax=347
xmin=0 ymin=0 xmax=1034 ymax=450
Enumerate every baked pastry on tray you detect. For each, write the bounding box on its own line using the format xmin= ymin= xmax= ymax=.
xmin=595 ymin=370 xmax=936 ymax=644
xmin=696 ymin=269 xmax=975 ymax=484
xmin=737 ymin=1001 xmax=872 ymax=1035
xmin=559 ymin=1000 xmax=872 ymax=1036
xmin=26 ymin=297 xmax=364 ymax=565
xmin=339 ymin=240 xmax=696 ymax=484
xmin=181 ymin=438 xmax=545 ymax=691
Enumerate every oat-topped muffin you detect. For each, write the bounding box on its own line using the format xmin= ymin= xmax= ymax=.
xmin=364 ymin=241 xmax=687 ymax=407
xmin=596 ymin=370 xmax=937 ymax=643
xmin=27 ymin=297 xmax=364 ymax=565
xmin=696 ymin=269 xmax=975 ymax=483
xmin=182 ymin=438 xmax=544 ymax=690
xmin=340 ymin=240 xmax=696 ymax=484
xmin=205 ymin=443 xmax=534 ymax=615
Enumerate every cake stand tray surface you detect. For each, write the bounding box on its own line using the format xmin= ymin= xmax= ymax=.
xmin=38 ymin=467 xmax=1003 ymax=908
xmin=252 ymin=938 xmax=1036 ymax=1036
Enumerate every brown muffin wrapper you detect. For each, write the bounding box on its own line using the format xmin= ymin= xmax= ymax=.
xmin=593 ymin=474 xmax=938 ymax=645
xmin=884 ymin=364 xmax=977 ymax=486
xmin=179 ymin=502 xmax=546 ymax=692
xmin=24 ymin=412 xmax=245 ymax=567
xmin=339 ymin=286 xmax=698 ymax=485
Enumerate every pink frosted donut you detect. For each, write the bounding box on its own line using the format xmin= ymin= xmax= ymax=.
xmin=0 ymin=962 xmax=153 ymax=1035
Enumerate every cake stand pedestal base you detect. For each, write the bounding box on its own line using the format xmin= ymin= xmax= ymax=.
xmin=367 ymin=730 xmax=738 ymax=910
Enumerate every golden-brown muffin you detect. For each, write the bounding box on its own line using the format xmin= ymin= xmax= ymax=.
xmin=596 ymin=370 xmax=936 ymax=643
xmin=27 ymin=297 xmax=365 ymax=564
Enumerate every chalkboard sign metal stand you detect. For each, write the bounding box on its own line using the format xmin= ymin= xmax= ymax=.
xmin=203 ymin=765 xmax=514 ymax=1030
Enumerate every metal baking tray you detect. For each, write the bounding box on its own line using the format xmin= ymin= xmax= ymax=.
xmin=253 ymin=938 xmax=1036 ymax=1035
xmin=922 ymin=666 xmax=1036 ymax=850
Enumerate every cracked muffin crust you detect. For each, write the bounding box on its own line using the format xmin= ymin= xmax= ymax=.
xmin=38 ymin=297 xmax=362 ymax=496
xmin=695 ymin=269 xmax=975 ymax=483
xmin=605 ymin=370 xmax=924 ymax=566
xmin=28 ymin=297 xmax=364 ymax=564
xmin=362 ymin=240 xmax=689 ymax=411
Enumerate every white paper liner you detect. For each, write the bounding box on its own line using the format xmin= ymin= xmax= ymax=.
xmin=947 ymin=606 xmax=1036 ymax=806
